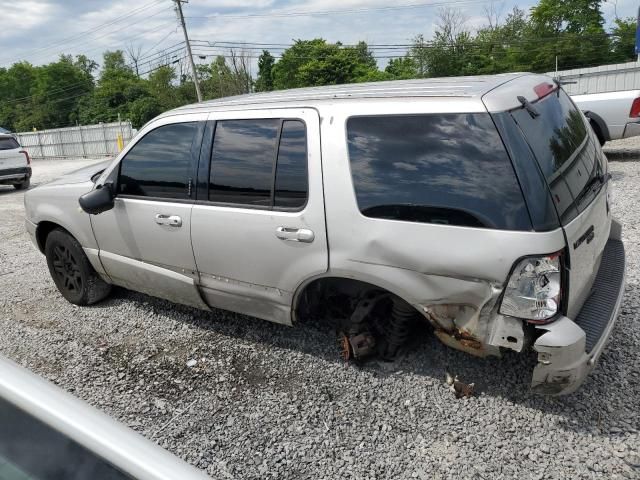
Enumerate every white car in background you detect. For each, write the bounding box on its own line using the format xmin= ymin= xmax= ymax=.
xmin=572 ymin=90 xmax=640 ymax=145
xmin=0 ymin=131 xmax=31 ymax=190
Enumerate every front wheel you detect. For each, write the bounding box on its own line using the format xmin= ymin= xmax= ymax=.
xmin=45 ymin=228 xmax=112 ymax=305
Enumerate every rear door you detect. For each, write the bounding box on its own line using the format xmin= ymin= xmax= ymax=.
xmin=190 ymin=109 xmax=327 ymax=325
xmin=511 ymin=88 xmax=611 ymax=318
xmin=0 ymin=135 xmax=25 ymax=171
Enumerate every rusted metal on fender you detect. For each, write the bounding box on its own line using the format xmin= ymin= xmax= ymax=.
xmin=419 ymin=281 xmax=517 ymax=358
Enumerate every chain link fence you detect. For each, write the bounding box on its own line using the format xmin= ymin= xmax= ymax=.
xmin=15 ymin=121 xmax=136 ymax=159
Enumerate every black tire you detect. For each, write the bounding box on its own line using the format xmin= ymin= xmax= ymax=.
xmin=45 ymin=228 xmax=112 ymax=305
xmin=13 ymin=178 xmax=30 ymax=190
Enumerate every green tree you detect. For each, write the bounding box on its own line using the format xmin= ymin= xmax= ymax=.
xmin=385 ymin=57 xmax=418 ymax=79
xmin=78 ymin=50 xmax=153 ymax=127
xmin=200 ymin=53 xmax=252 ymax=99
xmin=272 ymin=39 xmax=381 ymax=89
xmin=526 ymin=0 xmax=610 ymax=71
xmin=255 ymin=50 xmax=275 ymax=92
xmin=610 ymin=17 xmax=637 ymax=62
xmin=0 ymin=62 xmax=37 ymax=130
xmin=0 ymin=56 xmax=95 ymax=131
xmin=148 ymin=65 xmax=178 ymax=110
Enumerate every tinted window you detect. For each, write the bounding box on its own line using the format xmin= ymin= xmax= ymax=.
xmin=512 ymin=90 xmax=602 ymax=223
xmin=274 ymin=120 xmax=308 ymax=208
xmin=0 ymin=137 xmax=19 ymax=150
xmin=347 ymin=114 xmax=531 ymax=230
xmin=0 ymin=397 xmax=132 ymax=480
xmin=118 ymin=122 xmax=197 ymax=199
xmin=209 ymin=119 xmax=279 ymax=206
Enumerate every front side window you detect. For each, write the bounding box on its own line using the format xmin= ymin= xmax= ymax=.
xmin=347 ymin=114 xmax=531 ymax=230
xmin=118 ymin=122 xmax=198 ymax=199
xmin=208 ymin=118 xmax=309 ymax=209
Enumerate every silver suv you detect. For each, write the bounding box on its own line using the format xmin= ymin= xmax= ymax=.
xmin=24 ymin=74 xmax=626 ymax=395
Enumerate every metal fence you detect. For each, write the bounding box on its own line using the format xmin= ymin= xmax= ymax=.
xmin=15 ymin=121 xmax=135 ymax=159
xmin=546 ymin=61 xmax=640 ymax=95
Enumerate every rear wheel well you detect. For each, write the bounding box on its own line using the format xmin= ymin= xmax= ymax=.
xmin=294 ymin=277 xmax=423 ymax=360
xmin=35 ymin=221 xmax=67 ymax=253
xmin=294 ymin=277 xmax=392 ymax=322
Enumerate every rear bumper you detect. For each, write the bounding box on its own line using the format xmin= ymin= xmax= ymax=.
xmin=0 ymin=166 xmax=31 ymax=185
xmin=531 ymin=232 xmax=626 ymax=395
xmin=622 ymin=121 xmax=640 ymax=139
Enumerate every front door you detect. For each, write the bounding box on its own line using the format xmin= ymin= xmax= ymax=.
xmin=190 ymin=109 xmax=328 ymax=324
xmin=91 ymin=116 xmax=209 ymax=310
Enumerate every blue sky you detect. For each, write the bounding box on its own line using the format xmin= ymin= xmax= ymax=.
xmin=0 ymin=0 xmax=637 ymax=73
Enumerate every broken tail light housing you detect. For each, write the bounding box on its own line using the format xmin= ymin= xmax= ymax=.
xmin=499 ymin=252 xmax=562 ymax=323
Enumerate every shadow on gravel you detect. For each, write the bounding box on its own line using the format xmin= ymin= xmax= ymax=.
xmin=0 ymin=186 xmax=20 ymax=196
xmin=89 ymin=280 xmax=638 ymax=437
xmin=604 ymin=151 xmax=640 ymax=161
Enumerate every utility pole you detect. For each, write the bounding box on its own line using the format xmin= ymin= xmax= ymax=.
xmin=174 ymin=0 xmax=202 ymax=102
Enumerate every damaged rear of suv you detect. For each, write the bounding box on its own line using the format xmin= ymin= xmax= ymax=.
xmin=319 ymin=74 xmax=625 ymax=395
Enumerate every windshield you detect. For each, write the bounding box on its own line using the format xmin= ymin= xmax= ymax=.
xmin=346 ymin=113 xmax=531 ymax=230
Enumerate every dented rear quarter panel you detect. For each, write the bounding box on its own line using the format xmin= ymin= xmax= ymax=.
xmin=318 ymin=100 xmax=567 ymax=352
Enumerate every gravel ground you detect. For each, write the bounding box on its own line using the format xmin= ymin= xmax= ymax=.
xmin=1 ymin=150 xmax=639 ymax=480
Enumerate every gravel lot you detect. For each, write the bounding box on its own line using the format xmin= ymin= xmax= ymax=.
xmin=1 ymin=149 xmax=639 ymax=480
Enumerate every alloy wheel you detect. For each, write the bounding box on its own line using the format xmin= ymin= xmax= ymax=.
xmin=51 ymin=244 xmax=83 ymax=293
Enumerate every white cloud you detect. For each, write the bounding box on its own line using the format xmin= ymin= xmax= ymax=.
xmin=0 ymin=1 xmax=54 ymax=39
xmin=17 ymin=0 xmax=638 ymax=72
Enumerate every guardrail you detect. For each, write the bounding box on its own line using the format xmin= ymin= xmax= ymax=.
xmin=15 ymin=121 xmax=135 ymax=160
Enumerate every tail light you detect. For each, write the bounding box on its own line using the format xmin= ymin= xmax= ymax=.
xmin=629 ymin=97 xmax=640 ymax=118
xmin=499 ymin=252 xmax=563 ymax=323
xmin=19 ymin=150 xmax=30 ymax=165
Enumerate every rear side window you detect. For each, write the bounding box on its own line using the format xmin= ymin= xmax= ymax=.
xmin=274 ymin=120 xmax=308 ymax=208
xmin=511 ymin=90 xmax=602 ymax=223
xmin=208 ymin=119 xmax=309 ymax=209
xmin=118 ymin=122 xmax=198 ymax=199
xmin=0 ymin=137 xmax=19 ymax=150
xmin=346 ymin=114 xmax=531 ymax=230
xmin=209 ymin=119 xmax=279 ymax=206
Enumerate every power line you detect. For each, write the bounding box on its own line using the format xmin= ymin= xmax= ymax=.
xmin=185 ymin=0 xmax=493 ymax=20
xmin=139 ymin=29 xmax=180 ymax=59
xmin=0 ymin=0 xmax=168 ymax=66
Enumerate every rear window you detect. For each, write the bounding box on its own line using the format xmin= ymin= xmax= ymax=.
xmin=511 ymin=90 xmax=603 ymax=223
xmin=346 ymin=114 xmax=531 ymax=230
xmin=0 ymin=137 xmax=19 ymax=150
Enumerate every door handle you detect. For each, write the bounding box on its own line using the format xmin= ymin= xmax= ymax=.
xmin=275 ymin=226 xmax=315 ymax=243
xmin=155 ymin=214 xmax=182 ymax=227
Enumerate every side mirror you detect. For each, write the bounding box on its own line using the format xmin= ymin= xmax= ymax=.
xmin=79 ymin=182 xmax=115 ymax=215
